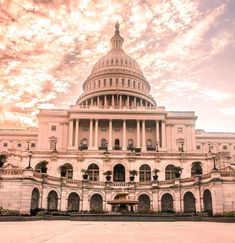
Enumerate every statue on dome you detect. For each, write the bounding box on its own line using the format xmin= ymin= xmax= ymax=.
xmin=115 ymin=20 xmax=120 ymax=34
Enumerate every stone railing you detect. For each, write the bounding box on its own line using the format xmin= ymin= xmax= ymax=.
xmin=220 ymin=172 xmax=235 ymax=177
xmin=180 ymin=177 xmax=195 ymax=183
xmin=0 ymin=168 xmax=24 ymax=176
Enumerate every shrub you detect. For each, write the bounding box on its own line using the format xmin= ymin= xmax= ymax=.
xmin=223 ymin=211 xmax=235 ymax=217
xmin=0 ymin=207 xmax=20 ymax=216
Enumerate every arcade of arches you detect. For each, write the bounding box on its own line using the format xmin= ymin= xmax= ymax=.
xmin=30 ymin=188 xmax=213 ymax=214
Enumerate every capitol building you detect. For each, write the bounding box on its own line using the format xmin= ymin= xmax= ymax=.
xmin=0 ymin=22 xmax=235 ymax=215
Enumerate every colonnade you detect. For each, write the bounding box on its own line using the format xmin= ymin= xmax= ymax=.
xmin=68 ymin=119 xmax=166 ymax=151
xmin=79 ymin=95 xmax=155 ymax=110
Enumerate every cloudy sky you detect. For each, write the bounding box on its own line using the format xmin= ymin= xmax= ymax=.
xmin=0 ymin=0 xmax=235 ymax=132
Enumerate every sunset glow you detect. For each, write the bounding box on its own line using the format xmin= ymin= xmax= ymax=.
xmin=0 ymin=0 xmax=235 ymax=132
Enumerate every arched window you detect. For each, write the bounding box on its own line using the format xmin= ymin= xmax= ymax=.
xmin=113 ymin=164 xmax=125 ymax=182
xmin=98 ymin=80 xmax=101 ymax=88
xmin=88 ymin=164 xmax=99 ymax=181
xmin=127 ymin=139 xmax=134 ymax=150
xmin=101 ymin=138 xmax=107 ymax=149
xmin=165 ymin=164 xmax=176 ymax=180
xmin=60 ymin=163 xmax=73 ymax=179
xmin=191 ymin=162 xmax=203 ymax=176
xmin=35 ymin=160 xmax=48 ymax=173
xmin=139 ymin=164 xmax=151 ymax=182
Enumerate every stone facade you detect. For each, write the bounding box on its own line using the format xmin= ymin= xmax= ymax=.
xmin=1 ymin=23 xmax=235 ymax=215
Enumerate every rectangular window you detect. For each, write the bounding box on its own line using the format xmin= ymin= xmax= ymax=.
xmin=51 ymin=125 xmax=56 ymax=131
xmin=146 ymin=127 xmax=152 ymax=132
xmin=196 ymin=145 xmax=201 ymax=150
xmin=223 ymin=145 xmax=227 ymax=150
xmin=101 ymin=126 xmax=107 ymax=131
xmin=50 ymin=140 xmax=57 ymax=150
xmin=31 ymin=143 xmax=36 ymax=148
xmin=177 ymin=127 xmax=183 ymax=133
xmin=127 ymin=127 xmax=134 ymax=132
xmin=17 ymin=143 xmax=21 ymax=147
xmin=114 ymin=126 xmax=120 ymax=131
xmin=3 ymin=143 xmax=7 ymax=147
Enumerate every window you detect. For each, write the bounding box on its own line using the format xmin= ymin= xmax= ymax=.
xmin=127 ymin=139 xmax=134 ymax=150
xmin=101 ymin=138 xmax=107 ymax=148
xmin=88 ymin=164 xmax=99 ymax=181
xmin=139 ymin=164 xmax=151 ymax=182
xmin=110 ymin=78 xmax=112 ymax=86
xmin=82 ymin=126 xmax=89 ymax=131
xmin=104 ymin=79 xmax=106 ymax=87
xmin=98 ymin=80 xmax=101 ymax=88
xmin=31 ymin=143 xmax=36 ymax=148
xmin=114 ymin=126 xmax=120 ymax=131
xmin=196 ymin=145 xmax=201 ymax=150
xmin=17 ymin=143 xmax=21 ymax=147
xmin=178 ymin=127 xmax=183 ymax=134
xmin=51 ymin=125 xmax=56 ymax=131
xmin=133 ymin=81 xmax=135 ymax=89
xmin=116 ymin=78 xmax=118 ymax=86
xmin=165 ymin=165 xmax=176 ymax=180
xmin=60 ymin=163 xmax=73 ymax=179
xmin=3 ymin=143 xmax=7 ymax=147
xmin=128 ymin=80 xmax=130 ymax=88
xmin=223 ymin=145 xmax=227 ymax=150
xmin=101 ymin=126 xmax=107 ymax=131
xmin=122 ymin=79 xmax=124 ymax=86
xmin=50 ymin=140 xmax=57 ymax=150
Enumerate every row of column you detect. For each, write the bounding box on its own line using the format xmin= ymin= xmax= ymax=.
xmin=69 ymin=119 xmax=166 ymax=150
xmin=80 ymin=95 xmax=155 ymax=109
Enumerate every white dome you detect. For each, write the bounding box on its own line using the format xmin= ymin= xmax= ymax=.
xmin=90 ymin=21 xmax=143 ymax=77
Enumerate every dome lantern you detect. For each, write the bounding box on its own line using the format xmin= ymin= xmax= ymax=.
xmin=110 ymin=20 xmax=124 ymax=50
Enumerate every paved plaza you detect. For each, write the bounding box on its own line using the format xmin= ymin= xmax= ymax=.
xmin=0 ymin=221 xmax=235 ymax=243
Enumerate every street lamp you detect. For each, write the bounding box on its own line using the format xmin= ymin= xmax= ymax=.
xmin=212 ymin=153 xmax=218 ymax=171
xmin=156 ymin=141 xmax=159 ymax=152
xmin=26 ymin=150 xmax=33 ymax=169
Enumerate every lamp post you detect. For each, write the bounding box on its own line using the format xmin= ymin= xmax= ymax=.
xmin=156 ymin=141 xmax=159 ymax=152
xmin=212 ymin=153 xmax=218 ymax=171
xmin=26 ymin=150 xmax=33 ymax=169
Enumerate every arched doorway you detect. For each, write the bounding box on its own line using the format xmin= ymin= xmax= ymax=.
xmin=183 ymin=192 xmax=196 ymax=213
xmin=30 ymin=188 xmax=40 ymax=215
xmin=113 ymin=164 xmax=125 ymax=182
xmin=203 ymin=190 xmax=213 ymax=216
xmin=161 ymin=193 xmax=174 ymax=212
xmin=139 ymin=164 xmax=151 ymax=182
xmin=67 ymin=192 xmax=80 ymax=212
xmin=47 ymin=190 xmax=58 ymax=211
xmin=138 ymin=194 xmax=150 ymax=213
xmin=90 ymin=194 xmax=103 ymax=212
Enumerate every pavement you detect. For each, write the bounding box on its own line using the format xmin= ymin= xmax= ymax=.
xmin=0 ymin=221 xmax=235 ymax=243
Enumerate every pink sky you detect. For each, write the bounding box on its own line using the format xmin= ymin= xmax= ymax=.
xmin=0 ymin=0 xmax=235 ymax=132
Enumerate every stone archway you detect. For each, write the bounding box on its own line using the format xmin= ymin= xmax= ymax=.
xmin=47 ymin=190 xmax=58 ymax=211
xmin=161 ymin=193 xmax=174 ymax=213
xmin=30 ymin=188 xmax=40 ymax=215
xmin=113 ymin=164 xmax=125 ymax=182
xmin=203 ymin=190 xmax=213 ymax=216
xmin=67 ymin=192 xmax=80 ymax=212
xmin=183 ymin=192 xmax=196 ymax=213
xmin=90 ymin=194 xmax=103 ymax=213
xmin=138 ymin=194 xmax=150 ymax=213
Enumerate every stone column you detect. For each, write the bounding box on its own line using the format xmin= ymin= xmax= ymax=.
xmin=161 ymin=120 xmax=166 ymax=150
xmin=142 ymin=120 xmax=146 ymax=150
xmin=123 ymin=120 xmax=126 ymax=150
xmin=127 ymin=96 xmax=129 ymax=108
xmin=75 ymin=119 xmax=79 ymax=148
xmin=94 ymin=119 xmax=99 ymax=149
xmin=89 ymin=119 xmax=93 ymax=149
xmin=104 ymin=96 xmax=107 ymax=108
xmin=119 ymin=95 xmax=122 ymax=108
xmin=108 ymin=119 xmax=112 ymax=150
xmin=68 ymin=120 xmax=73 ymax=147
xmin=112 ymin=95 xmax=115 ymax=107
xmin=156 ymin=120 xmax=159 ymax=144
xmin=137 ymin=120 xmax=140 ymax=148
xmin=134 ymin=97 xmax=137 ymax=107
xmin=97 ymin=96 xmax=100 ymax=107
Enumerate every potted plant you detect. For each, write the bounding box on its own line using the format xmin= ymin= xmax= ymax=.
xmin=153 ymin=168 xmax=160 ymax=181
xmin=175 ymin=166 xmax=183 ymax=178
xmin=103 ymin=170 xmax=112 ymax=181
xmin=129 ymin=170 xmax=138 ymax=181
xmin=81 ymin=169 xmax=88 ymax=180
